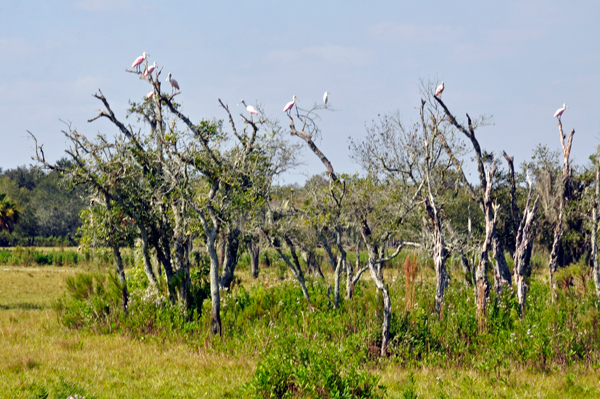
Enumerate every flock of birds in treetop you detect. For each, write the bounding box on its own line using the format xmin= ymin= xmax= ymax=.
xmin=131 ymin=54 xmax=565 ymax=121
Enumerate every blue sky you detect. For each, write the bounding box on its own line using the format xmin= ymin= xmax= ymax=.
xmin=2 ymin=1 xmax=599 ymax=182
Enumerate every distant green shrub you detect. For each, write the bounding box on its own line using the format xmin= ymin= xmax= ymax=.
xmin=249 ymin=335 xmax=384 ymax=398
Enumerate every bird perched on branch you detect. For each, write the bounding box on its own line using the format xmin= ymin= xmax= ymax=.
xmin=166 ymin=73 xmax=180 ymax=93
xmin=131 ymin=52 xmax=148 ymax=72
xmin=435 ymin=82 xmax=444 ymax=98
xmin=554 ymin=103 xmax=567 ymax=119
xmin=144 ymin=61 xmax=157 ymax=77
xmin=238 ymin=100 xmax=258 ymax=118
xmin=283 ymin=95 xmax=297 ymax=113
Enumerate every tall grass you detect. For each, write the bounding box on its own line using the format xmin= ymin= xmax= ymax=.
xmin=31 ymin=249 xmax=600 ymax=397
xmin=0 ymin=247 xmax=134 ymax=267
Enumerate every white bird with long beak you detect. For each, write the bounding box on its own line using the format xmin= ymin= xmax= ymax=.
xmin=554 ymin=103 xmax=567 ymax=119
xmin=166 ymin=73 xmax=180 ymax=93
xmin=238 ymin=99 xmax=258 ymax=118
xmin=144 ymin=61 xmax=157 ymax=77
xmin=435 ymin=82 xmax=444 ymax=97
xmin=131 ymin=52 xmax=148 ymax=72
xmin=283 ymin=95 xmax=296 ymax=113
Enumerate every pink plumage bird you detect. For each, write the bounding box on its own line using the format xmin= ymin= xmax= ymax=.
xmin=283 ymin=95 xmax=297 ymax=113
xmin=435 ymin=82 xmax=444 ymax=97
xmin=144 ymin=61 xmax=157 ymax=77
xmin=166 ymin=73 xmax=180 ymax=93
xmin=131 ymin=52 xmax=148 ymax=71
xmin=553 ymin=103 xmax=567 ymax=119
xmin=238 ymin=100 xmax=258 ymax=119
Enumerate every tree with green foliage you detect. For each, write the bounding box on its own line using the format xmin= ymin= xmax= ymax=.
xmin=0 ymin=192 xmax=20 ymax=233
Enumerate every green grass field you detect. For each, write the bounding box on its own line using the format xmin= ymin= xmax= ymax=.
xmin=1 ymin=259 xmax=600 ymax=398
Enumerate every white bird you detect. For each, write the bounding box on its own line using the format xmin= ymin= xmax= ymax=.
xmin=166 ymin=73 xmax=180 ymax=93
xmin=144 ymin=61 xmax=157 ymax=77
xmin=554 ymin=103 xmax=567 ymax=119
xmin=238 ymin=99 xmax=258 ymax=117
xmin=435 ymin=82 xmax=444 ymax=97
xmin=283 ymin=95 xmax=297 ymax=113
xmin=323 ymin=92 xmax=329 ymax=107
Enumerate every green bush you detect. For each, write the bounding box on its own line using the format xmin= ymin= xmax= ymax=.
xmin=249 ymin=335 xmax=384 ymax=398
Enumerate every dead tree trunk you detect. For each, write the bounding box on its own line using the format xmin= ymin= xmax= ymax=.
xmin=249 ymin=236 xmax=260 ymax=279
xmin=592 ymin=162 xmax=600 ymax=296
xmin=548 ymin=119 xmax=575 ymax=287
xmin=111 ymin=242 xmax=129 ymax=317
xmin=476 ymin=162 xmax=498 ymax=325
xmin=435 ymin=96 xmax=510 ymax=317
xmin=104 ymin=193 xmax=128 ymax=317
xmin=424 ymin=196 xmax=448 ymax=314
xmin=220 ymin=227 xmax=241 ymax=289
xmin=503 ymin=152 xmax=540 ymax=316
xmin=512 ymin=175 xmax=540 ymax=317
xmin=270 ymin=235 xmax=311 ymax=302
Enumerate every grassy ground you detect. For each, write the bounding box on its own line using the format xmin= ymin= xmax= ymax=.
xmin=1 ymin=262 xmax=600 ymax=398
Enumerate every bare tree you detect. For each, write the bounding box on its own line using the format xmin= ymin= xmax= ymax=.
xmin=286 ymin=103 xmax=350 ymax=308
xmin=504 ymin=152 xmax=540 ymax=316
xmin=548 ymin=117 xmax=575 ymax=288
xmin=434 ymin=94 xmax=509 ymax=323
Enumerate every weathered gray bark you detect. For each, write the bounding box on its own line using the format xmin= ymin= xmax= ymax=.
xmin=288 ymin=113 xmax=347 ymax=305
xmin=111 ymin=243 xmax=128 ymax=317
xmin=592 ymin=164 xmax=600 ymax=296
xmin=104 ymin=192 xmax=128 ymax=317
xmin=249 ymin=237 xmax=260 ymax=279
xmin=475 ymin=162 xmax=498 ymax=323
xmin=271 ymin=236 xmax=311 ymax=301
xmin=424 ymin=196 xmax=448 ymax=314
xmin=434 ymin=96 xmax=505 ymax=319
xmin=172 ymin=203 xmax=191 ymax=308
xmin=220 ymin=227 xmax=241 ymax=289
xmin=503 ymin=152 xmax=540 ymax=316
xmin=206 ymin=229 xmax=222 ymax=335
xmin=513 ymin=193 xmax=539 ymax=317
xmin=139 ymin=226 xmax=158 ymax=288
xmin=492 ymin=236 xmax=511 ymax=291
xmin=358 ymin=218 xmax=411 ymax=356
xmin=548 ymin=119 xmax=575 ymax=287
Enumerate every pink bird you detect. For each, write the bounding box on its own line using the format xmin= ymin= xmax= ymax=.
xmin=238 ymin=100 xmax=258 ymax=119
xmin=553 ymin=103 xmax=567 ymax=119
xmin=283 ymin=95 xmax=297 ymax=113
xmin=146 ymin=90 xmax=154 ymax=99
xmin=144 ymin=61 xmax=157 ymax=77
xmin=166 ymin=73 xmax=180 ymax=93
xmin=131 ymin=52 xmax=148 ymax=71
xmin=435 ymin=82 xmax=444 ymax=97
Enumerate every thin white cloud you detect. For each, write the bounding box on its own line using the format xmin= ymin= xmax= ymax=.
xmin=265 ymin=45 xmax=374 ymax=68
xmin=368 ymin=22 xmax=463 ymax=43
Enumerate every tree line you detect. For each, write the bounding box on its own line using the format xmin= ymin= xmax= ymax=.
xmin=25 ymin=57 xmax=600 ymax=356
xmin=0 ymin=163 xmax=85 ymax=246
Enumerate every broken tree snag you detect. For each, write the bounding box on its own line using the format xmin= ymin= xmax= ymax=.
xmin=512 ymin=171 xmax=540 ymax=317
xmin=435 ymin=95 xmax=511 ymax=301
xmin=424 ymin=195 xmax=448 ymax=315
xmin=475 ymin=161 xmax=497 ymax=327
xmin=592 ymin=161 xmax=600 ymax=296
xmin=548 ymin=118 xmax=575 ymax=288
